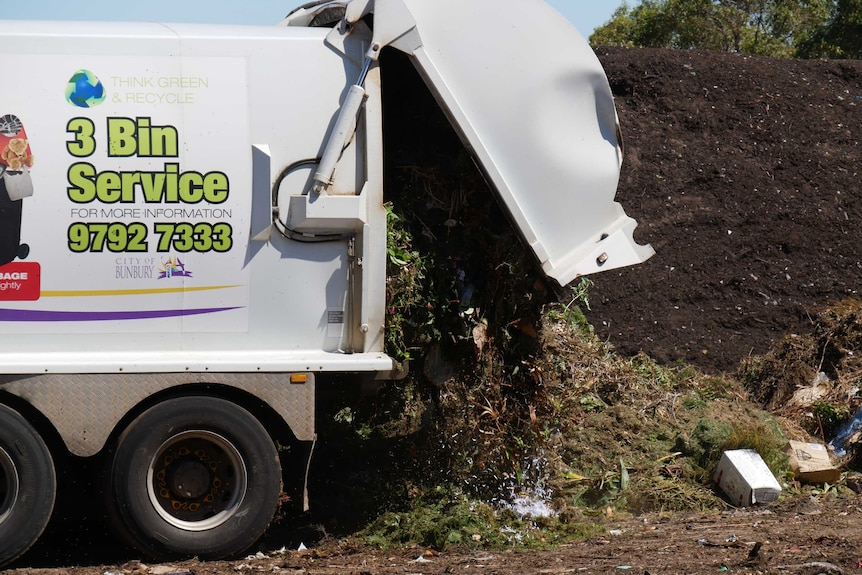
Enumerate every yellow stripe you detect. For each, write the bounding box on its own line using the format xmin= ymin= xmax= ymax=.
xmin=41 ymin=285 xmax=240 ymax=297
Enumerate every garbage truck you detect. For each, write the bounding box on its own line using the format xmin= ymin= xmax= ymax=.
xmin=0 ymin=0 xmax=654 ymax=566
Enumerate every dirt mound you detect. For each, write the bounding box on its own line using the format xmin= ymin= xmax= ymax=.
xmin=585 ymin=48 xmax=862 ymax=376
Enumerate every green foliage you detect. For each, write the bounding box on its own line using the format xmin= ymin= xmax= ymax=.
xmin=677 ymin=419 xmax=734 ymax=472
xmin=812 ymin=401 xmax=851 ymax=438
xmin=798 ymin=0 xmax=862 ymax=58
xmin=625 ymin=475 xmax=722 ymax=513
xmin=589 ymin=3 xmax=638 ymax=47
xmin=570 ymin=459 xmax=632 ymax=508
xmin=590 ymin=0 xmax=837 ymax=57
xmin=628 ymin=354 xmax=699 ymax=390
xmin=546 ymin=278 xmax=596 ymax=338
xmin=333 ymin=407 xmax=373 ymax=439
xmin=384 ymin=202 xmax=438 ymax=362
xmin=722 ymin=417 xmax=789 ymax=474
xmin=682 ymin=391 xmax=709 ymax=410
xmin=362 ymin=486 xmax=602 ymax=550
xmin=579 ymin=394 xmax=606 ymax=412
xmin=570 ymin=277 xmax=594 ymax=311
xmin=675 ymin=417 xmax=789 ymax=483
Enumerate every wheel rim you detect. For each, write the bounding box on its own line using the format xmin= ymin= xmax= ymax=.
xmin=0 ymin=445 xmax=19 ymax=525
xmin=146 ymin=430 xmax=247 ymax=532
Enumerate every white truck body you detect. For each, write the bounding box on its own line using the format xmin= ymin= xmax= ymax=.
xmin=0 ymin=22 xmax=390 ymax=375
xmin=0 ymin=0 xmax=652 ymax=566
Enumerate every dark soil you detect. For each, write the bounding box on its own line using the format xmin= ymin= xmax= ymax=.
xmin=585 ymin=47 xmax=862 ymax=376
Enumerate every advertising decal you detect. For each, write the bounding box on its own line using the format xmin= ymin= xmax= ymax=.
xmin=0 ymin=57 xmax=251 ymax=333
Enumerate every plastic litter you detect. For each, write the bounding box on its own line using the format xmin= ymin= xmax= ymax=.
xmin=828 ymin=405 xmax=862 ymax=456
xmin=697 ymin=537 xmax=742 ymax=548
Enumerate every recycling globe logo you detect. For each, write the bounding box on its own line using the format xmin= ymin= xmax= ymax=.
xmin=65 ymin=70 xmax=106 ymax=108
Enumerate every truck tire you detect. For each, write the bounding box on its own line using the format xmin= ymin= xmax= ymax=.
xmin=107 ymin=397 xmax=282 ymax=560
xmin=0 ymin=404 xmax=56 ymax=567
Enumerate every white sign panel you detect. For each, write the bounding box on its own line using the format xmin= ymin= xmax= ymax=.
xmin=0 ymin=56 xmax=251 ymax=333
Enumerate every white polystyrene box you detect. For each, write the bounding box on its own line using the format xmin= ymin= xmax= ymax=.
xmin=713 ymin=449 xmax=782 ymax=507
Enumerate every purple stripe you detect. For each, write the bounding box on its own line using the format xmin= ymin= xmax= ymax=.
xmin=0 ymin=307 xmax=241 ymax=322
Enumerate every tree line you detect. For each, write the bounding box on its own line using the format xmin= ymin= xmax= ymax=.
xmin=590 ymin=0 xmax=862 ymax=58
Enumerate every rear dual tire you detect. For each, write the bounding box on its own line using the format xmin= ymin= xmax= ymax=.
xmin=0 ymin=404 xmax=56 ymax=567
xmin=107 ymin=397 xmax=282 ymax=560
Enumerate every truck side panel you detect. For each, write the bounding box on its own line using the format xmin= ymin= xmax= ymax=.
xmin=0 ymin=22 xmax=389 ymax=373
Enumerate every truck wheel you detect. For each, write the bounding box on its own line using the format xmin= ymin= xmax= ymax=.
xmin=108 ymin=397 xmax=281 ymax=560
xmin=0 ymin=404 xmax=56 ymax=567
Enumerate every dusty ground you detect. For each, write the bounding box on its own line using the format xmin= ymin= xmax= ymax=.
xmin=7 ymin=497 xmax=862 ymax=574
xmin=5 ymin=47 xmax=862 ymax=575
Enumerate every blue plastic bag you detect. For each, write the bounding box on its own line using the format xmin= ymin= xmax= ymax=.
xmin=829 ymin=405 xmax=862 ymax=456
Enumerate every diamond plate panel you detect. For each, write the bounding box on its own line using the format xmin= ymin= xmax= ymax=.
xmin=0 ymin=372 xmax=315 ymax=456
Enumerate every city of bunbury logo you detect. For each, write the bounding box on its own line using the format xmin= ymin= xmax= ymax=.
xmin=65 ymin=70 xmax=106 ymax=108
xmin=158 ymin=258 xmax=193 ymax=280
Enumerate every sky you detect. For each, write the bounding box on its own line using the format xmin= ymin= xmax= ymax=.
xmin=5 ymin=0 xmax=626 ymax=38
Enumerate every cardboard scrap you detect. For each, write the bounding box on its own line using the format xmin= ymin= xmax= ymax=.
xmin=785 ymin=440 xmax=841 ymax=484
